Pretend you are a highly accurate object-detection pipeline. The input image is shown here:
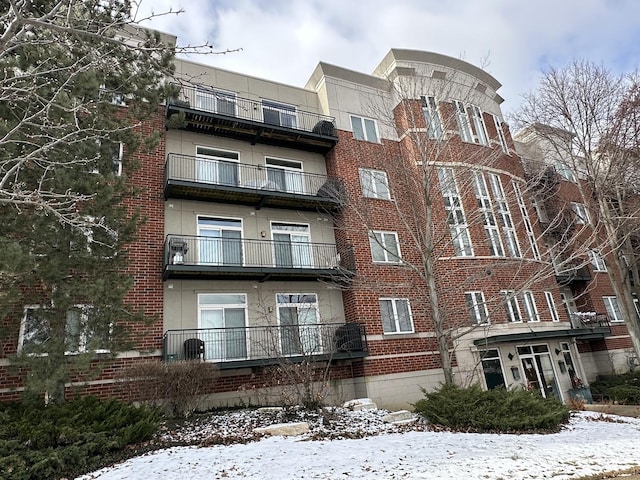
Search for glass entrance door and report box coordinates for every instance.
[518,345,562,400]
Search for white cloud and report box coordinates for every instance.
[137,0,640,113]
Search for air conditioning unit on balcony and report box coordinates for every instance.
[169,238,189,265]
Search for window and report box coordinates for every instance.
[589,250,607,272]
[545,291,560,322]
[480,349,506,389]
[465,291,489,325]
[512,181,541,260]
[472,172,504,256]
[195,87,237,116]
[438,167,473,256]
[453,100,473,142]
[493,114,509,154]
[91,141,123,176]
[198,294,247,360]
[19,305,109,354]
[603,296,623,322]
[350,115,379,142]
[521,291,539,322]
[489,174,520,257]
[556,161,576,182]
[262,100,297,128]
[196,147,239,186]
[571,203,590,224]
[369,230,401,263]
[266,157,304,194]
[380,298,414,334]
[277,294,320,355]
[420,95,443,139]
[469,105,489,146]
[532,195,549,224]
[501,290,522,322]
[197,217,243,266]
[271,222,312,268]
[359,168,390,200]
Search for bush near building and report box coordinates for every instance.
[590,371,640,404]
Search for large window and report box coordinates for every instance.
[265,157,304,194]
[277,293,320,355]
[379,298,414,334]
[571,202,590,224]
[369,230,401,263]
[521,291,539,322]
[453,100,473,142]
[421,95,443,139]
[472,172,504,256]
[262,100,297,128]
[488,173,521,257]
[197,217,243,266]
[438,167,473,256]
[195,147,239,186]
[195,87,237,116]
[359,168,390,200]
[492,114,509,154]
[198,294,247,361]
[501,290,522,322]
[589,250,607,272]
[512,181,541,260]
[272,222,312,268]
[465,291,489,325]
[19,305,109,354]
[545,291,560,322]
[350,115,379,142]
[603,296,623,322]
[480,349,506,390]
[469,105,489,146]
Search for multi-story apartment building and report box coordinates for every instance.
[1,33,634,408]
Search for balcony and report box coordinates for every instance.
[569,312,612,338]
[163,234,355,281]
[162,322,368,369]
[554,264,592,285]
[166,85,338,154]
[164,154,344,211]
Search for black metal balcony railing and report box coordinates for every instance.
[570,313,611,329]
[554,264,592,285]
[162,322,368,367]
[166,85,338,153]
[163,234,355,281]
[164,153,345,210]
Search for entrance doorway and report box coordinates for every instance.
[518,344,562,401]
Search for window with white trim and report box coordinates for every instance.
[571,202,590,224]
[369,230,401,263]
[196,87,237,116]
[492,114,509,154]
[589,250,607,272]
[277,293,320,355]
[469,105,489,146]
[556,161,576,182]
[438,167,473,256]
[421,95,443,139]
[465,291,489,325]
[380,298,414,334]
[19,305,110,354]
[472,172,504,256]
[198,293,247,360]
[196,146,239,186]
[603,296,623,322]
[501,290,522,322]
[262,100,297,128]
[266,157,304,194]
[512,181,541,260]
[544,291,560,322]
[489,173,521,257]
[453,100,473,142]
[359,168,390,200]
[350,115,379,142]
[521,291,539,322]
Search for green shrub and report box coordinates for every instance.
[0,396,162,480]
[590,371,640,403]
[607,385,640,404]
[413,384,570,433]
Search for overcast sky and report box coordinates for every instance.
[137,0,640,114]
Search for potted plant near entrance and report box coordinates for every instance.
[568,377,593,404]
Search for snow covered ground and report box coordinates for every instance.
[78,410,640,480]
